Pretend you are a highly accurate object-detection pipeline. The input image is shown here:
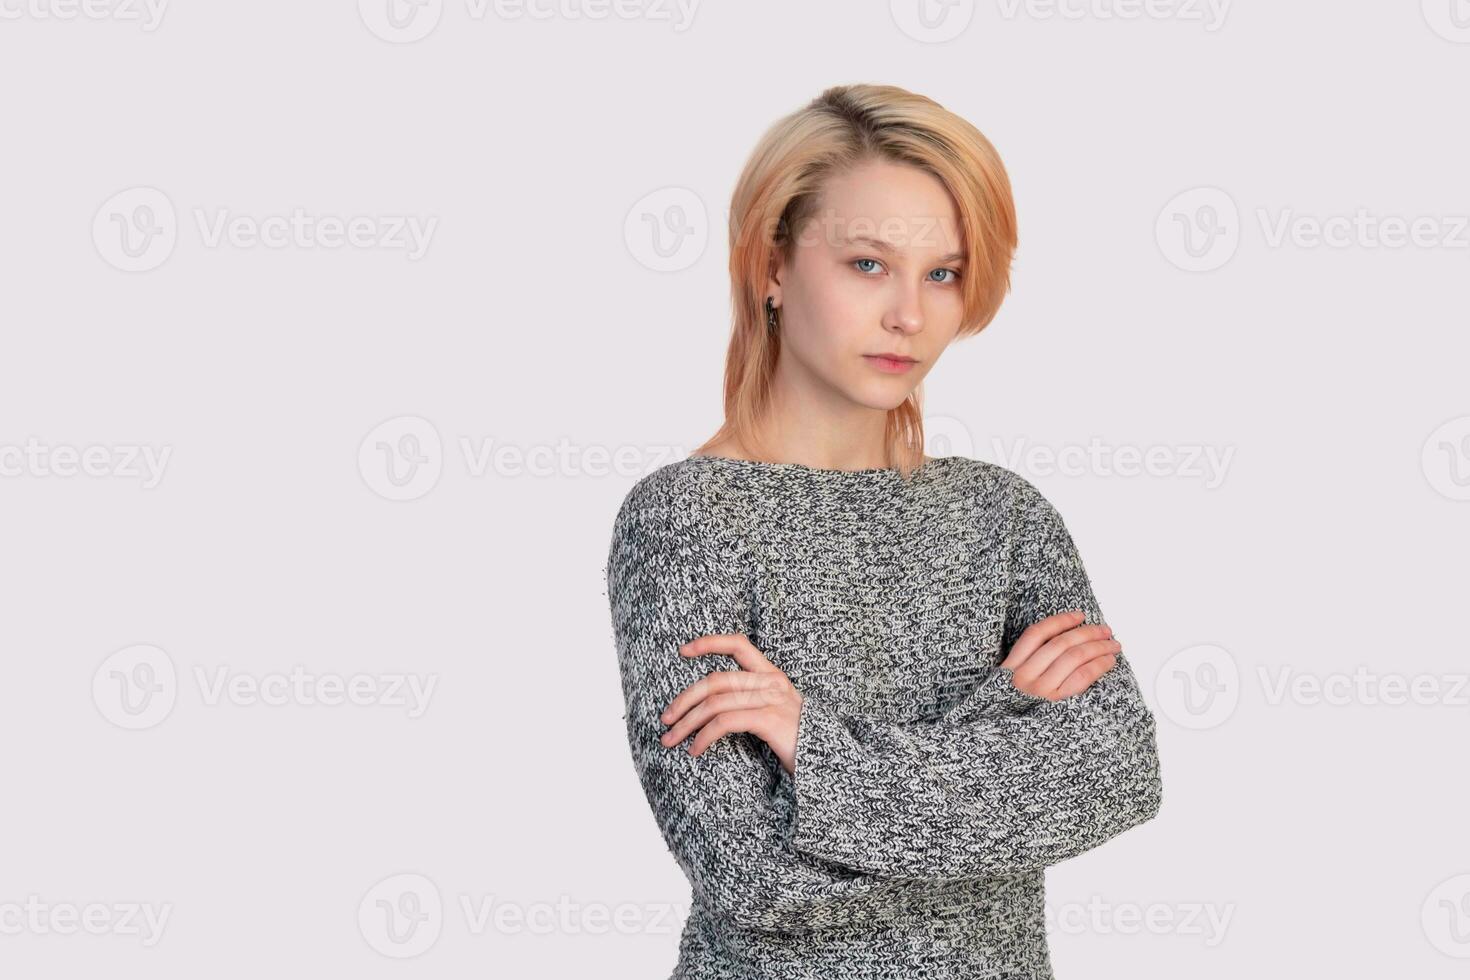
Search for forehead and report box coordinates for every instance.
[805,161,963,256]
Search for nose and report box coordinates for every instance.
[884,279,924,335]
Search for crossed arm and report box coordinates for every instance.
[604,473,1163,933]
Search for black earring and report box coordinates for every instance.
[766,296,778,331]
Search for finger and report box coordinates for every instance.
[660,669,764,727]
[1028,638,1121,700]
[1053,653,1118,700]
[661,690,773,747]
[688,708,763,757]
[1016,622,1113,682]
[680,633,778,673]
[1001,610,1087,670]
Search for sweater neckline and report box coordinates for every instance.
[682,452,956,480]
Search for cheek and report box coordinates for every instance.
[783,312,852,374]
[937,287,966,319]
[930,299,966,343]
[799,271,872,341]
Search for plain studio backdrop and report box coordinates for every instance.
[1,2,1466,976]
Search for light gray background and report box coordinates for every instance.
[2,1,1467,976]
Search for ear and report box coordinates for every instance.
[765,249,784,308]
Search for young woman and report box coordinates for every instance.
[605,83,1163,979]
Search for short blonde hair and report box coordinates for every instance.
[696,83,1018,479]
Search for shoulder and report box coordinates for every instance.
[612,457,685,521]
[950,456,1069,531]
[610,456,709,531]
[948,455,1041,503]
[604,459,751,614]
[607,457,727,568]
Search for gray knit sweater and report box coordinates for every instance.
[603,453,1163,979]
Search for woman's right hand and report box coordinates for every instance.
[1001,609,1121,701]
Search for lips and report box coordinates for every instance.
[864,354,919,374]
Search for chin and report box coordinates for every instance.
[846,381,918,412]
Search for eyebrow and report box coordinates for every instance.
[840,234,965,264]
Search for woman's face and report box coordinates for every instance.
[769,157,969,413]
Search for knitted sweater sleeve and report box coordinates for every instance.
[777,473,1164,883]
[605,487,943,933]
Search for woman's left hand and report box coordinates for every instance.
[659,633,803,775]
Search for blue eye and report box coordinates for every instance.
[852,259,961,283]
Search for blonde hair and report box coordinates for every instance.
[694,83,1019,480]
